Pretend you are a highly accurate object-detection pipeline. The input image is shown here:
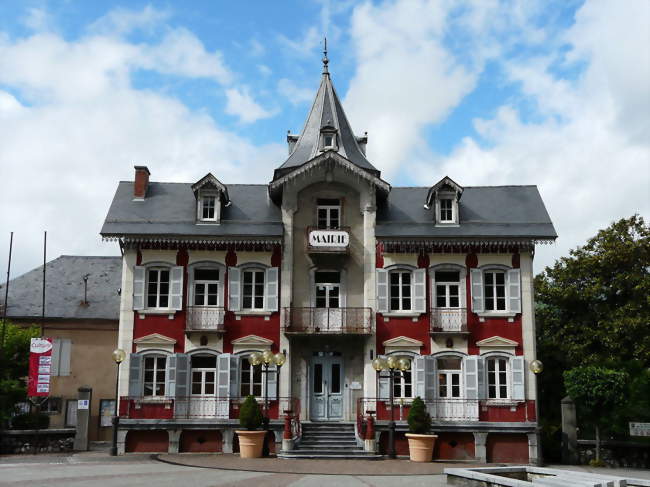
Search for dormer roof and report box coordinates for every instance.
[192,173,230,206]
[424,176,464,209]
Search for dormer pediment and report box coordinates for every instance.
[134,333,176,353]
[425,176,463,225]
[383,335,423,354]
[476,335,519,352]
[231,334,274,353]
[192,173,230,223]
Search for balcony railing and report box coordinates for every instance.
[357,397,479,423]
[429,307,468,333]
[306,226,351,253]
[186,306,225,333]
[283,307,373,334]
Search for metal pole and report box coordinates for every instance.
[388,368,396,459]
[111,361,121,456]
[41,231,46,337]
[1,232,14,354]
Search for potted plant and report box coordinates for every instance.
[236,395,266,458]
[405,396,437,462]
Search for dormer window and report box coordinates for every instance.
[191,172,230,225]
[323,134,335,148]
[320,126,338,151]
[200,195,217,221]
[440,198,453,222]
[424,176,463,226]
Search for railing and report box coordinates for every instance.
[429,307,468,332]
[357,397,479,422]
[306,226,351,253]
[186,306,225,332]
[119,396,300,422]
[283,307,373,334]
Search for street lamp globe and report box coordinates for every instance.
[112,348,126,364]
[274,352,286,367]
[249,352,263,366]
[262,350,274,364]
[386,356,398,369]
[398,357,411,371]
[372,357,385,372]
[529,359,544,375]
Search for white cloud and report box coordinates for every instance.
[225,87,274,123]
[278,26,321,57]
[249,38,266,57]
[88,5,171,36]
[22,7,54,32]
[277,78,314,105]
[258,64,272,76]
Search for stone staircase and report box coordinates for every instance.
[278,422,380,459]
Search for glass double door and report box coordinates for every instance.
[314,271,342,331]
[310,355,343,421]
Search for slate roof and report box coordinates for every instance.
[0,255,122,320]
[273,70,379,180]
[376,186,556,239]
[101,182,282,238]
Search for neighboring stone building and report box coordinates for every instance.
[101,53,556,461]
[1,255,121,442]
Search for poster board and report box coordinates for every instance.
[27,338,53,397]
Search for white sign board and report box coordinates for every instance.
[77,399,90,410]
[309,230,349,248]
[629,422,650,437]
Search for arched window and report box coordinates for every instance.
[190,354,217,396]
[486,355,510,399]
[377,266,426,314]
[143,354,167,397]
[470,265,521,315]
[240,354,263,397]
[436,356,463,399]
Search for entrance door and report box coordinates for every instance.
[314,271,342,331]
[189,355,217,418]
[310,354,344,421]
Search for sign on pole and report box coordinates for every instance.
[27,337,53,397]
[630,422,650,437]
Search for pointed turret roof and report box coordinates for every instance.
[273,45,379,181]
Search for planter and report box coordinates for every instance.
[405,433,438,462]
[236,430,266,459]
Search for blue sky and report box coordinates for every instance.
[0,0,648,276]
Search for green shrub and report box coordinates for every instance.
[407,397,431,434]
[239,395,263,431]
[10,413,49,430]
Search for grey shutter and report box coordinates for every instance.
[216,353,231,418]
[166,354,177,396]
[128,353,143,398]
[229,354,241,398]
[376,269,388,312]
[511,356,525,400]
[464,355,479,399]
[430,271,437,310]
[58,339,71,376]
[378,371,390,400]
[228,267,241,311]
[412,268,426,313]
[424,355,436,401]
[507,269,521,313]
[133,266,146,310]
[477,355,486,399]
[414,356,425,398]
[267,364,278,400]
[170,266,184,310]
[265,267,279,311]
[470,269,484,313]
[50,339,61,376]
[175,354,190,398]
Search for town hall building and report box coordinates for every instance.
[101,51,556,462]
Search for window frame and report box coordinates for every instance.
[188,263,224,308]
[486,356,510,400]
[143,354,167,398]
[483,269,507,312]
[316,199,342,229]
[436,356,463,399]
[146,266,171,309]
[433,269,462,309]
[241,267,266,311]
[196,190,221,223]
[389,269,413,312]
[320,131,337,151]
[388,353,414,399]
[439,198,454,222]
[239,355,264,398]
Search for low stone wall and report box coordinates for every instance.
[0,429,76,454]
[578,439,650,468]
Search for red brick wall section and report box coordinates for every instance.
[180,430,222,453]
[480,401,535,422]
[125,430,168,453]
[486,433,529,464]
[376,314,431,355]
[433,432,475,460]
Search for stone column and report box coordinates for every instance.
[116,429,128,455]
[73,386,92,451]
[279,204,296,403]
[222,428,234,453]
[168,429,182,453]
[528,432,541,466]
[561,396,578,464]
[473,432,488,462]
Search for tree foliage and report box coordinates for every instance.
[238,395,263,431]
[407,396,432,434]
[563,366,628,425]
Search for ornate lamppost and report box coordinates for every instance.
[110,348,126,456]
[529,359,544,466]
[372,355,411,459]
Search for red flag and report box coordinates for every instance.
[27,337,53,397]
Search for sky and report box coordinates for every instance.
[0,0,648,278]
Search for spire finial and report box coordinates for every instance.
[322,37,329,75]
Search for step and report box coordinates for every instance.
[278,451,382,460]
[290,449,368,455]
[299,439,358,445]
[297,444,361,450]
[301,433,357,439]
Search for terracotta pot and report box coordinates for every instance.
[405,433,438,462]
[236,430,266,459]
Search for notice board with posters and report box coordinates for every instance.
[27,337,53,397]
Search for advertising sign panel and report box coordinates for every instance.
[27,337,53,397]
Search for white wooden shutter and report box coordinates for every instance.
[424,355,436,401]
[175,354,190,398]
[414,356,425,398]
[470,269,484,313]
[228,267,241,311]
[229,354,241,397]
[170,266,184,310]
[166,354,177,396]
[477,355,486,400]
[430,271,437,309]
[50,339,61,376]
[267,364,278,400]
[128,353,143,398]
[217,353,231,419]
[464,355,479,399]
[376,269,388,313]
[265,267,279,311]
[511,356,525,400]
[412,268,426,313]
[133,266,146,310]
[378,371,390,400]
[507,269,521,313]
[58,339,71,376]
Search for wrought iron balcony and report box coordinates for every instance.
[306,226,351,253]
[357,397,479,423]
[185,306,225,334]
[429,307,468,334]
[283,307,373,335]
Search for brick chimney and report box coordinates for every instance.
[133,166,150,200]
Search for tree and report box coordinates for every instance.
[0,321,39,424]
[564,366,628,463]
[407,396,432,434]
